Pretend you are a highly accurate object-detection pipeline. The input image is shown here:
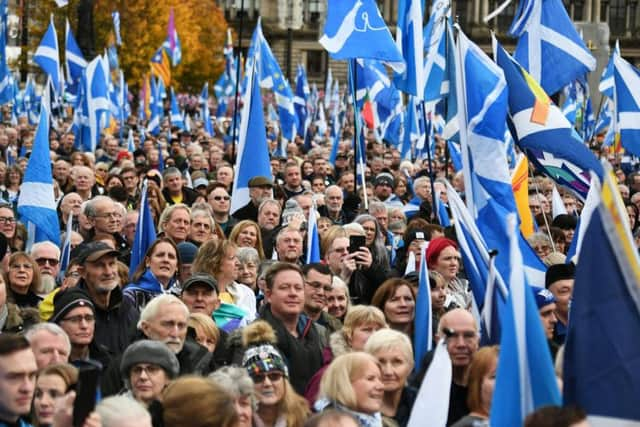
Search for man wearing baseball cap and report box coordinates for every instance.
[545,262,575,346]
[74,242,139,354]
[531,286,560,359]
[232,176,274,222]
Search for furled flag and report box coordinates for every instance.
[394,0,424,98]
[17,107,60,245]
[511,154,535,238]
[230,46,272,214]
[494,37,603,201]
[294,64,310,139]
[65,19,86,94]
[490,214,561,426]
[129,180,157,276]
[170,88,184,130]
[564,166,640,424]
[306,203,321,263]
[57,212,73,283]
[111,11,122,45]
[319,0,405,73]
[413,245,432,368]
[324,67,333,109]
[0,0,11,105]
[34,16,60,93]
[612,50,640,157]
[163,8,181,66]
[510,0,596,96]
[150,47,171,87]
[199,82,214,136]
[127,128,136,152]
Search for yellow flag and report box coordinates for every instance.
[512,155,535,238]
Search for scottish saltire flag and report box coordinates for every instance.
[495,38,603,200]
[150,47,171,86]
[163,8,181,67]
[306,204,321,263]
[441,23,459,142]
[599,41,619,99]
[83,56,111,152]
[34,16,60,94]
[413,246,432,369]
[613,52,640,157]
[0,0,10,105]
[249,19,297,141]
[146,78,161,136]
[447,140,462,171]
[199,82,214,136]
[490,215,561,426]
[422,0,450,104]
[595,98,613,135]
[17,107,60,246]
[223,28,234,76]
[407,339,451,427]
[230,51,272,214]
[561,86,578,125]
[57,212,73,283]
[564,167,640,424]
[111,11,122,45]
[294,64,310,139]
[319,0,405,73]
[129,180,157,277]
[394,0,424,98]
[170,88,184,129]
[511,0,596,96]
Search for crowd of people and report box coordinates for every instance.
[0,106,617,427]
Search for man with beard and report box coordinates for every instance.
[30,242,61,296]
[233,176,273,222]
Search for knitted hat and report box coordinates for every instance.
[120,340,180,381]
[177,241,198,264]
[241,321,289,378]
[425,237,458,269]
[531,286,557,309]
[551,214,578,230]
[545,263,576,289]
[404,230,428,248]
[374,172,395,188]
[50,288,95,324]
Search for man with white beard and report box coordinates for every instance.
[30,241,61,296]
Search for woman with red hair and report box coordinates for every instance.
[425,237,472,309]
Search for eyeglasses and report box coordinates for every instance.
[10,263,33,270]
[131,364,162,376]
[0,216,16,224]
[252,372,284,384]
[36,257,59,266]
[61,314,95,324]
[212,195,230,201]
[305,281,333,293]
[65,271,81,279]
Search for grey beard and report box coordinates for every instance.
[36,274,57,296]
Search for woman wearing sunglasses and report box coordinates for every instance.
[242,321,309,427]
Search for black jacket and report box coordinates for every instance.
[162,186,199,207]
[232,200,259,222]
[78,280,139,354]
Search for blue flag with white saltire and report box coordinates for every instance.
[422,0,450,104]
[613,51,640,157]
[199,82,214,137]
[84,56,111,152]
[57,212,73,283]
[413,245,432,369]
[319,0,405,73]
[294,64,310,139]
[230,48,272,214]
[0,0,11,105]
[599,41,619,99]
[34,16,60,94]
[494,38,603,200]
[564,167,640,423]
[306,204,321,264]
[129,180,157,277]
[146,78,162,136]
[170,88,184,130]
[394,0,424,98]
[595,98,613,135]
[511,0,596,96]
[17,107,60,246]
[490,214,561,426]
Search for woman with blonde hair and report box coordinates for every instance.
[229,220,266,259]
[4,251,42,308]
[193,240,256,322]
[317,352,387,427]
[188,312,220,353]
[305,305,387,405]
[32,363,78,427]
[242,321,310,427]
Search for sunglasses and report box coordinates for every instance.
[213,195,230,201]
[252,372,284,384]
[36,258,59,266]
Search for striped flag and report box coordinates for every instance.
[150,47,171,86]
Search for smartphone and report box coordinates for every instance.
[73,363,101,427]
[349,235,366,254]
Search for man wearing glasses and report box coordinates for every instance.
[207,182,236,236]
[302,263,341,336]
[0,203,16,242]
[29,241,61,296]
[83,196,129,255]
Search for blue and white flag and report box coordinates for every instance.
[82,56,111,152]
[0,0,11,105]
[490,215,561,426]
[319,0,405,73]
[57,212,73,283]
[199,82,214,136]
[146,78,161,136]
[423,0,451,104]
[129,180,157,276]
[112,11,122,45]
[511,0,596,96]
[306,203,321,264]
[564,167,640,424]
[613,51,640,157]
[34,16,60,94]
[127,128,136,152]
[170,87,184,130]
[394,0,424,98]
[324,67,333,109]
[413,246,432,368]
[230,48,272,214]
[17,107,60,246]
[294,64,310,139]
[599,41,619,99]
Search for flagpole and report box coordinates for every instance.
[421,101,438,223]
[230,0,245,163]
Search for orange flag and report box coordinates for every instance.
[512,154,535,238]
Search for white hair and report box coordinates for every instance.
[137,294,189,330]
[96,396,151,427]
[25,323,71,353]
[30,241,61,259]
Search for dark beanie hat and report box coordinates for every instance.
[177,241,198,264]
[120,340,180,380]
[552,214,578,230]
[545,262,576,288]
[50,288,95,324]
